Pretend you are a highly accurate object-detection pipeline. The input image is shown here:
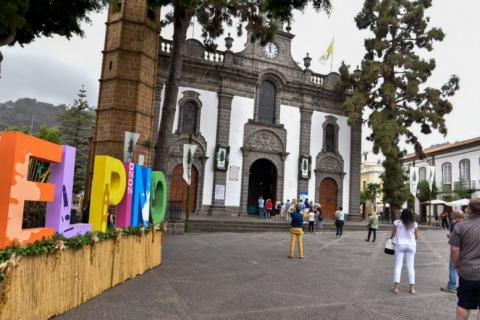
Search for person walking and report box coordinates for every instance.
[265,199,273,220]
[316,206,324,234]
[308,209,315,233]
[441,210,465,293]
[441,210,449,230]
[335,207,346,238]
[449,199,480,320]
[391,208,418,294]
[258,196,265,219]
[288,204,304,259]
[365,212,379,242]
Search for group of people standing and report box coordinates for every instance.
[258,196,332,234]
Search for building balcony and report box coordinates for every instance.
[441,184,452,193]
[454,180,476,191]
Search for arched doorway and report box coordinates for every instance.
[247,159,277,215]
[319,178,337,219]
[169,165,198,213]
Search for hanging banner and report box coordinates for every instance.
[123,131,140,162]
[426,166,435,191]
[409,167,419,197]
[183,144,197,185]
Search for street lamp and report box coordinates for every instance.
[303,53,312,69]
[224,33,233,51]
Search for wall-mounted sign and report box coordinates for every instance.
[229,165,240,181]
[215,145,229,171]
[299,156,312,179]
[214,184,226,201]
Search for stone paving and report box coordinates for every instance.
[58,230,460,320]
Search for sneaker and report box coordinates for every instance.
[440,286,456,293]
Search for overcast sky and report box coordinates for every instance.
[1,1,479,159]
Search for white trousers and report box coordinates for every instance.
[393,245,416,284]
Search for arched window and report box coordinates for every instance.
[325,124,335,152]
[419,167,426,182]
[180,101,197,134]
[459,159,471,182]
[258,80,276,124]
[442,163,452,184]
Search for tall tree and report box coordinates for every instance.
[153,0,332,172]
[57,86,95,194]
[0,0,106,47]
[36,123,61,144]
[336,0,459,211]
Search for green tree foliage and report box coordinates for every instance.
[0,0,106,46]
[57,86,95,194]
[336,0,459,209]
[153,0,332,172]
[36,124,61,144]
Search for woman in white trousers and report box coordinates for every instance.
[390,208,419,294]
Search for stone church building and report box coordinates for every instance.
[90,0,361,220]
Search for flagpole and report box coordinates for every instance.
[185,134,193,233]
[330,38,334,73]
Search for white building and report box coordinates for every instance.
[403,137,480,218]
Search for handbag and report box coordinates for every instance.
[384,238,395,255]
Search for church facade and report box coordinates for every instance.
[154,30,361,219]
[90,0,361,220]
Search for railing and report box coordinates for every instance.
[441,184,452,193]
[160,38,225,64]
[204,50,224,63]
[160,39,173,53]
[454,180,476,190]
[310,72,326,86]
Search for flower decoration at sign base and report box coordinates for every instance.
[0,132,168,249]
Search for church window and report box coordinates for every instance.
[258,80,276,124]
[442,163,452,185]
[419,167,426,181]
[325,124,335,152]
[459,159,471,182]
[180,101,197,134]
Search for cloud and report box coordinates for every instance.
[0,51,99,106]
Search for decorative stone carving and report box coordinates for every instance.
[245,130,284,153]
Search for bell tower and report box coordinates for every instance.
[91,0,160,166]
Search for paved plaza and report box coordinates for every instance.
[59,230,459,320]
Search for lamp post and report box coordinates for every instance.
[224,33,233,51]
[303,53,312,69]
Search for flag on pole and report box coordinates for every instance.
[426,166,435,191]
[123,131,140,162]
[319,39,334,65]
[409,167,419,197]
[183,144,198,185]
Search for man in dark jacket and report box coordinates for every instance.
[288,204,304,259]
[449,199,480,319]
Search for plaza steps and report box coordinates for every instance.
[186,218,397,233]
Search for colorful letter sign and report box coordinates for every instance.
[89,156,126,232]
[116,162,135,228]
[0,132,62,249]
[150,171,167,224]
[131,165,152,227]
[46,146,91,238]
[0,132,168,250]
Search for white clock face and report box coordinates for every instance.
[263,42,278,59]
